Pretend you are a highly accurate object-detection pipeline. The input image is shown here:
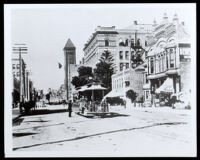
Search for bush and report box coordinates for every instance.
[106,97,125,106]
[126,90,137,103]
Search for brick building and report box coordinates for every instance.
[143,13,191,106]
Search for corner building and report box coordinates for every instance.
[144,13,191,105]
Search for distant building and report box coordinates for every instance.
[63,38,78,100]
[12,58,26,101]
[144,13,191,106]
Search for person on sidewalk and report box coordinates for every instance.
[68,100,73,117]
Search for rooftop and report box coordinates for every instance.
[64,38,76,50]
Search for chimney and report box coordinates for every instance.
[134,21,137,25]
[173,13,179,25]
[162,13,168,23]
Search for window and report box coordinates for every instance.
[150,58,154,74]
[17,64,20,69]
[162,54,165,71]
[120,63,124,71]
[125,39,129,46]
[105,40,109,46]
[125,51,129,60]
[145,40,148,47]
[146,91,149,99]
[125,81,130,87]
[166,51,169,69]
[145,74,148,83]
[126,63,129,69]
[17,72,20,77]
[170,48,175,68]
[131,39,135,48]
[119,38,125,46]
[119,51,123,60]
[158,55,161,73]
[136,39,141,46]
[12,64,15,69]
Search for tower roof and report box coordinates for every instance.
[64,38,75,50]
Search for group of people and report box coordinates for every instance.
[78,97,109,114]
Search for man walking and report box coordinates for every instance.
[68,100,73,117]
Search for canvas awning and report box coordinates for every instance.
[77,85,89,92]
[155,78,174,94]
[84,84,107,91]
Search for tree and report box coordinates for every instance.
[94,50,114,91]
[71,66,93,88]
[77,66,93,77]
[126,89,137,103]
[131,50,144,67]
[99,50,114,64]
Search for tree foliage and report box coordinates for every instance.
[126,89,137,103]
[99,50,114,64]
[131,49,144,67]
[94,50,114,91]
[71,66,93,88]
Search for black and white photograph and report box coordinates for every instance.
[4,3,197,157]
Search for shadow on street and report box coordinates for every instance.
[77,112,130,118]
[25,109,68,116]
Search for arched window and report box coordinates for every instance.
[136,39,141,46]
[170,48,175,68]
[150,58,154,74]
[119,38,125,46]
[158,55,161,73]
[162,53,165,71]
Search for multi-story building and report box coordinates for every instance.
[83,22,152,100]
[83,26,118,71]
[144,13,191,106]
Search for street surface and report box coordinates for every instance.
[12,104,196,157]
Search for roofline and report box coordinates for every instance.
[83,31,118,51]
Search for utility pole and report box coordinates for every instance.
[12,44,28,102]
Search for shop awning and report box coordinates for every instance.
[155,78,174,94]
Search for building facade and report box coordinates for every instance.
[83,26,118,71]
[144,13,191,106]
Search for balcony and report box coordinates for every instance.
[147,72,166,80]
[165,68,179,75]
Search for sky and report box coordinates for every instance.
[9,3,196,92]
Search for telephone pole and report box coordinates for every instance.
[12,44,28,102]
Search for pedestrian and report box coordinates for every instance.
[68,100,73,117]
